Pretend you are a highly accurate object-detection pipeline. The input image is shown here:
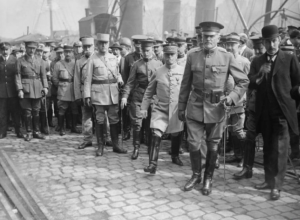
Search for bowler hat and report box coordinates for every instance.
[261,25,279,39]
[110,42,122,50]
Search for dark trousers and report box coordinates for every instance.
[122,105,131,133]
[0,97,21,135]
[260,116,289,190]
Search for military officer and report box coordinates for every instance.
[16,41,48,141]
[175,37,187,66]
[40,46,52,134]
[74,37,94,149]
[121,35,148,141]
[52,45,80,136]
[0,42,24,139]
[73,41,83,60]
[234,36,266,180]
[141,44,184,174]
[153,38,164,63]
[178,22,249,195]
[121,40,163,160]
[84,33,126,156]
[224,33,250,167]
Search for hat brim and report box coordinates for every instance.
[262,33,279,40]
[110,46,122,50]
[202,32,219,35]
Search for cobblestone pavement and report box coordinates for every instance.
[0,129,300,220]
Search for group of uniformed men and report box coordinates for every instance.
[1,20,300,201]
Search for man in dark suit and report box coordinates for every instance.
[0,42,24,139]
[248,25,300,200]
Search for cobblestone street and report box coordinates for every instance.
[0,130,300,220]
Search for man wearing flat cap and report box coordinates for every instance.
[74,37,95,149]
[52,45,80,136]
[178,21,249,195]
[84,33,126,156]
[121,35,147,141]
[141,44,185,174]
[121,39,163,160]
[248,25,300,200]
[234,35,266,180]
[224,33,250,167]
[0,42,24,139]
[16,41,49,141]
[153,38,164,64]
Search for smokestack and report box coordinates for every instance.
[195,0,216,24]
[85,8,90,17]
[89,0,109,14]
[163,0,181,33]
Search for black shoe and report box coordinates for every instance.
[202,178,212,196]
[123,132,131,141]
[58,115,65,136]
[24,133,33,141]
[183,174,201,191]
[144,164,157,174]
[171,156,183,166]
[225,156,242,164]
[33,132,45,139]
[233,166,253,179]
[78,141,92,149]
[255,182,270,190]
[131,146,139,160]
[270,189,280,200]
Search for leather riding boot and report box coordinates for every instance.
[233,139,255,179]
[58,115,66,136]
[24,116,32,141]
[95,123,104,156]
[48,108,54,127]
[144,134,161,174]
[202,150,218,196]
[110,124,127,154]
[131,130,140,160]
[40,112,49,135]
[171,134,183,166]
[71,114,81,133]
[184,149,202,191]
[32,115,45,139]
[66,112,71,130]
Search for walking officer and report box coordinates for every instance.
[178,22,249,195]
[141,44,185,174]
[121,40,163,160]
[74,37,95,149]
[52,45,81,136]
[84,33,127,156]
[0,42,24,139]
[16,41,49,141]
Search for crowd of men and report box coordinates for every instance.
[1,21,300,201]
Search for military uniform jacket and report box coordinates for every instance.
[177,54,187,67]
[52,59,76,101]
[178,47,249,123]
[121,52,142,84]
[50,58,60,96]
[44,59,52,97]
[0,55,18,98]
[84,52,121,105]
[225,54,250,114]
[122,57,163,103]
[141,64,184,133]
[16,54,48,99]
[74,55,93,100]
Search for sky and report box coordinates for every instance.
[0,0,299,39]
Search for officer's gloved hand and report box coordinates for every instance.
[42,88,48,96]
[121,98,127,109]
[18,90,24,99]
[220,96,233,106]
[178,110,186,122]
[141,110,148,119]
[85,98,91,107]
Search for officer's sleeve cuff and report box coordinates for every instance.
[178,102,187,111]
[228,91,240,105]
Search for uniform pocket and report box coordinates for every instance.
[22,83,30,93]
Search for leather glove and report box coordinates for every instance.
[85,98,91,107]
[220,96,233,106]
[121,98,127,109]
[178,110,186,122]
[18,90,24,99]
[141,110,148,119]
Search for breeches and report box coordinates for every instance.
[58,100,78,115]
[20,98,41,117]
[93,104,119,125]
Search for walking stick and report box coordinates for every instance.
[42,91,50,135]
[120,107,124,148]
